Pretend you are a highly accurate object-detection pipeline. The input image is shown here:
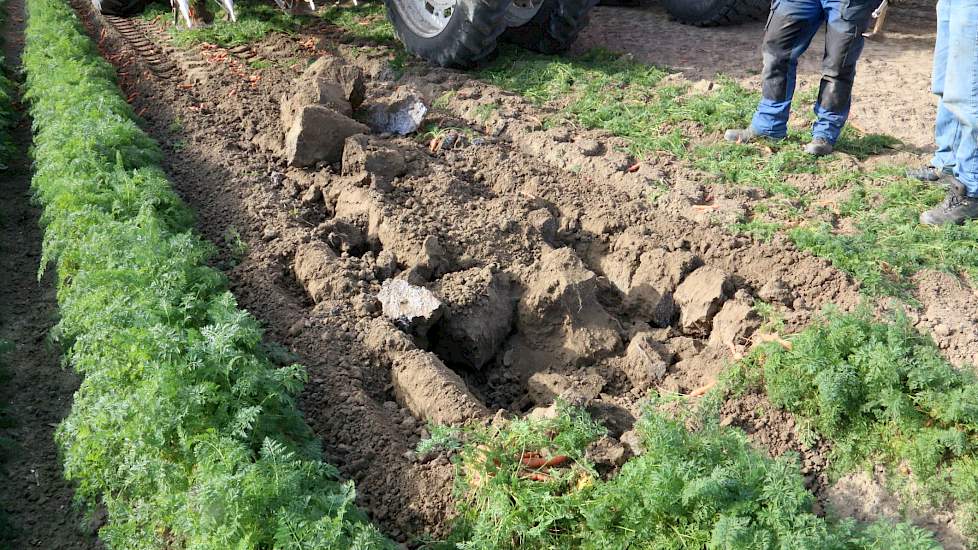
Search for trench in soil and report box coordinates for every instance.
[73,3,972,546]
[0,0,102,546]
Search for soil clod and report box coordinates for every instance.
[284,104,368,167]
[674,265,733,333]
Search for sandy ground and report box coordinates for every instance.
[576,3,939,150]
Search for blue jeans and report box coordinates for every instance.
[749,0,876,144]
[930,0,978,197]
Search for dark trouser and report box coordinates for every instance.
[749,0,877,144]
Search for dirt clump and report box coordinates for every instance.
[430,267,515,370]
[527,371,606,406]
[709,292,761,350]
[281,59,359,123]
[342,133,408,189]
[392,349,490,425]
[586,435,628,470]
[284,105,368,167]
[674,266,733,334]
[292,240,349,302]
[510,247,622,374]
[281,57,369,167]
[599,230,702,327]
[620,331,671,391]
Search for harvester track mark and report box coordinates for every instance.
[103,15,178,79]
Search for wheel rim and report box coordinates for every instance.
[395,0,458,37]
[504,0,544,26]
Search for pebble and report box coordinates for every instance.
[578,138,603,156]
[261,227,279,241]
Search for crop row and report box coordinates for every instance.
[22,0,388,547]
[436,397,940,549]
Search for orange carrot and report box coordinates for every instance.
[543,455,570,467]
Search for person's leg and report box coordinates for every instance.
[920,0,978,225]
[810,0,874,145]
[944,0,978,198]
[745,0,824,140]
[930,0,961,173]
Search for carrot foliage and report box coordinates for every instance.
[22,0,388,547]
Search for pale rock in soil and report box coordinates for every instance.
[619,429,643,456]
[293,241,349,302]
[377,278,443,337]
[527,371,606,407]
[391,350,489,425]
[527,403,560,421]
[709,296,761,349]
[342,134,408,189]
[367,89,428,135]
[674,266,733,333]
[284,105,368,167]
[622,332,672,391]
[515,248,622,370]
[431,267,515,370]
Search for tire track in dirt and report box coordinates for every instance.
[0,0,101,546]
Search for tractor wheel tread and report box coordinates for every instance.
[662,0,770,27]
[502,0,598,54]
[386,0,510,67]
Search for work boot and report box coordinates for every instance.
[724,127,762,144]
[804,138,834,156]
[920,178,978,226]
[906,165,953,182]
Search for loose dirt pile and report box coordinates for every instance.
[74,2,971,546]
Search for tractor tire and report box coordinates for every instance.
[92,0,149,16]
[502,0,599,54]
[661,0,770,26]
[385,0,512,68]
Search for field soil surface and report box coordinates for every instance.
[61,0,974,546]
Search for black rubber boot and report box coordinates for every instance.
[804,137,833,156]
[907,165,953,182]
[920,179,978,226]
[724,127,762,144]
